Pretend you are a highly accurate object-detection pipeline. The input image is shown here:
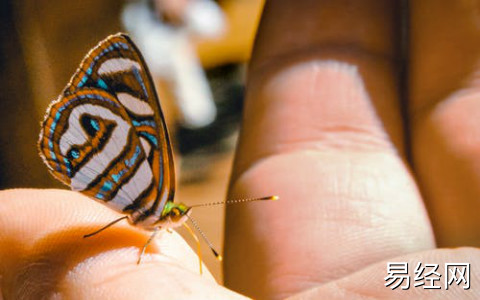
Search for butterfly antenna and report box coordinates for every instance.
[186,214,223,261]
[190,195,279,208]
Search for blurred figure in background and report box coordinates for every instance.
[1,0,263,188]
[123,0,225,129]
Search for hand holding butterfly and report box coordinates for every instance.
[1,189,246,299]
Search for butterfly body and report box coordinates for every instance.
[38,33,189,230]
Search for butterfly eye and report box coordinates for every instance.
[80,115,100,137]
[67,148,81,160]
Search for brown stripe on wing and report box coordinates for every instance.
[123,181,157,216]
[64,34,138,95]
[120,34,176,213]
[81,130,143,201]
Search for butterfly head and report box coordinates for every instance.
[153,202,191,229]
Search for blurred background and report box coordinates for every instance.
[0,0,265,282]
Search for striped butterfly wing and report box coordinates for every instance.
[38,33,175,224]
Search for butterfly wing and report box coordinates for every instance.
[38,34,175,225]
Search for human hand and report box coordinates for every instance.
[2,1,480,299]
[223,0,480,299]
[0,189,248,299]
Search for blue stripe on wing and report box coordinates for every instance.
[48,93,119,172]
[77,42,130,88]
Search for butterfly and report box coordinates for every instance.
[37,33,277,271]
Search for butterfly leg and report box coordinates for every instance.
[166,228,173,234]
[137,227,160,264]
[83,216,129,238]
[182,222,203,275]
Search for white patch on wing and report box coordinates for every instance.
[110,159,153,210]
[98,58,142,75]
[117,93,154,116]
[59,104,131,191]
[139,136,151,157]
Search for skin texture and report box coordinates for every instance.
[223,0,480,299]
[1,0,480,299]
[0,189,246,299]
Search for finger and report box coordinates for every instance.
[232,0,406,176]
[225,1,434,299]
[0,189,246,299]
[409,1,480,246]
[287,247,480,299]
